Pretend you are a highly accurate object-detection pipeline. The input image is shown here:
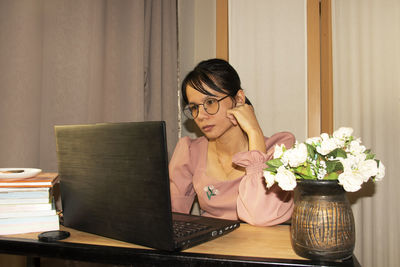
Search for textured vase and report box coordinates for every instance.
[291,180,355,261]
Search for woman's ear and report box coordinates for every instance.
[235,90,246,106]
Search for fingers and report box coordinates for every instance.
[226,113,238,126]
[226,104,250,126]
[231,103,252,114]
[226,103,259,132]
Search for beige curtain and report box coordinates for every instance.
[332,0,400,266]
[0,0,178,174]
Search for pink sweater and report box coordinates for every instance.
[169,132,295,226]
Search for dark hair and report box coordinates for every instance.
[181,58,251,105]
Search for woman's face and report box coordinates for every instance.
[185,84,235,140]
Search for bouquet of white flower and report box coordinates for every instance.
[264,127,385,192]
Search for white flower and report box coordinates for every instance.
[339,154,376,182]
[333,137,345,147]
[316,135,338,155]
[317,160,327,179]
[281,152,289,166]
[273,144,285,159]
[275,166,297,191]
[319,160,327,168]
[286,143,308,167]
[321,133,330,140]
[376,162,385,181]
[348,140,366,155]
[338,171,364,192]
[306,137,321,145]
[358,159,378,182]
[263,170,276,189]
[333,127,353,147]
[355,152,367,162]
[264,126,384,192]
[333,127,354,140]
[339,154,363,172]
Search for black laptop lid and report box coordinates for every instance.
[55,121,175,250]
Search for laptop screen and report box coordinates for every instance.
[55,121,175,250]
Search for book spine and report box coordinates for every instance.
[0,191,50,199]
[0,209,56,219]
[0,183,52,188]
[0,198,50,204]
[0,203,52,212]
[0,219,59,235]
[0,215,59,224]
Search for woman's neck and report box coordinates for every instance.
[213,126,248,156]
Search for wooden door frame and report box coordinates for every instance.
[216,0,229,61]
[320,0,333,135]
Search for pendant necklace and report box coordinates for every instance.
[216,149,235,176]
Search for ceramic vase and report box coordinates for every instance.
[291,180,355,261]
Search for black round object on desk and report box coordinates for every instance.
[38,230,70,242]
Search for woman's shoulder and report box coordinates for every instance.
[171,136,208,169]
[174,136,208,157]
[177,135,208,149]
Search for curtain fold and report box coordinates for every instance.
[332,0,400,266]
[0,0,43,168]
[0,0,178,174]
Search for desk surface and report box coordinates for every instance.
[0,224,360,267]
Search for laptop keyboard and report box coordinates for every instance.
[173,220,211,238]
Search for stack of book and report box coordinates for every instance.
[0,172,60,235]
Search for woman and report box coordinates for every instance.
[169,58,295,226]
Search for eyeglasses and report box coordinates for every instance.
[183,95,231,119]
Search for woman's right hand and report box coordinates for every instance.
[226,103,266,153]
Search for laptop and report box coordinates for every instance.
[54,121,239,251]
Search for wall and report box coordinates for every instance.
[229,0,308,141]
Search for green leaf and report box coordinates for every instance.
[266,159,283,168]
[326,161,335,173]
[294,166,308,176]
[326,160,343,173]
[294,165,314,177]
[326,148,347,159]
[366,153,375,160]
[324,172,339,180]
[264,167,277,173]
[306,143,315,160]
[325,149,336,158]
[336,148,347,158]
[294,174,303,179]
[295,174,316,180]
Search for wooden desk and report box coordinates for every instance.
[0,224,361,266]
